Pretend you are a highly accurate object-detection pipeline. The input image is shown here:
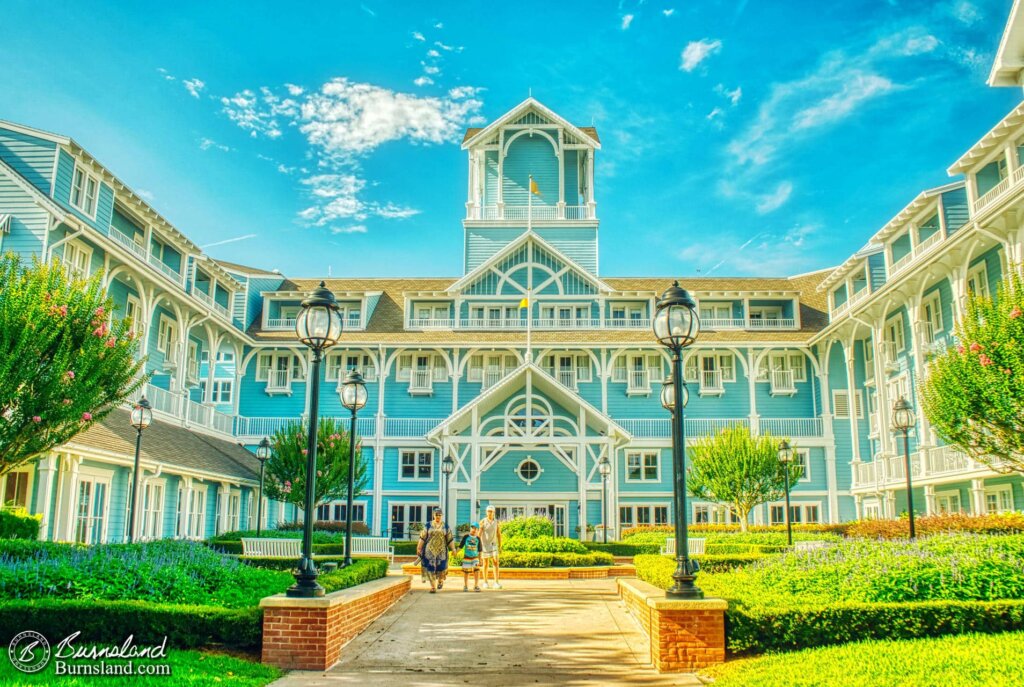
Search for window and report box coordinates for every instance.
[699,302,733,322]
[626,451,660,481]
[984,485,1014,514]
[216,351,235,364]
[331,503,366,522]
[390,504,436,539]
[327,352,376,382]
[749,305,782,321]
[74,476,109,544]
[256,353,273,382]
[885,314,906,352]
[400,450,434,481]
[769,503,820,525]
[157,316,178,356]
[227,492,240,531]
[141,481,165,541]
[832,390,864,419]
[124,295,143,336]
[516,458,542,485]
[187,340,199,379]
[1,471,30,508]
[70,164,100,216]
[610,303,644,325]
[175,485,186,537]
[966,263,989,299]
[694,504,735,524]
[936,490,962,514]
[621,504,670,527]
[793,449,810,482]
[206,380,233,404]
[922,292,943,341]
[189,487,206,539]
[62,240,92,280]
[887,375,910,409]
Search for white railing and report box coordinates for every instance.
[406,318,456,329]
[918,321,936,348]
[700,369,723,394]
[688,418,749,436]
[236,416,295,437]
[192,287,214,308]
[917,231,942,256]
[974,164,1024,214]
[482,369,507,390]
[757,417,823,437]
[627,370,649,394]
[770,369,796,395]
[883,341,900,369]
[533,318,602,330]
[148,254,181,283]
[467,205,594,221]
[144,383,182,417]
[163,341,182,369]
[211,409,234,434]
[746,318,797,329]
[924,445,973,475]
[186,358,199,383]
[854,461,881,487]
[460,318,524,330]
[385,417,445,437]
[109,227,147,259]
[557,370,577,389]
[266,369,291,392]
[605,318,651,329]
[618,419,670,438]
[702,318,745,329]
[187,399,212,427]
[266,317,297,330]
[409,370,433,393]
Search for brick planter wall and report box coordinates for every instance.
[261,575,411,671]
[617,578,727,673]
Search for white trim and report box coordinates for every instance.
[0,468,34,509]
[515,457,544,485]
[69,162,100,219]
[398,448,435,482]
[624,450,661,483]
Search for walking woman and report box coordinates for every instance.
[417,508,455,593]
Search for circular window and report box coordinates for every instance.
[516,458,542,485]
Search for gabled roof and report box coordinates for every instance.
[446,230,614,294]
[426,362,631,444]
[461,98,601,150]
[990,0,1024,86]
[948,102,1024,174]
[215,259,285,278]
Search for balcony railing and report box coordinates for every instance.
[756,417,823,437]
[384,417,445,437]
[832,287,872,317]
[851,444,1007,489]
[266,369,291,393]
[266,317,297,330]
[409,370,433,394]
[128,382,235,438]
[466,204,595,221]
[605,318,651,329]
[702,318,745,329]
[974,164,1024,214]
[556,369,577,390]
[700,369,724,395]
[627,370,650,395]
[746,318,796,329]
[406,318,456,329]
[770,369,796,396]
[481,369,508,390]
[147,254,181,283]
[533,318,602,330]
[108,227,148,259]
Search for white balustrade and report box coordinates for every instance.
[467,205,594,221]
[266,369,291,392]
[973,165,1024,214]
[148,254,181,283]
[266,317,297,330]
[700,369,723,394]
[605,318,651,329]
[557,370,577,389]
[770,369,796,395]
[687,418,749,436]
[409,370,433,393]
[702,318,745,329]
[108,227,148,259]
[757,417,823,437]
[406,318,456,329]
[627,370,650,393]
[384,418,445,437]
[145,383,181,417]
[746,318,797,329]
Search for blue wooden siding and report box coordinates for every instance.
[534,227,598,274]
[465,228,526,272]
[941,187,969,235]
[484,151,499,206]
[0,172,48,258]
[0,126,56,194]
[502,135,559,207]
[563,150,580,204]
[247,277,286,329]
[868,253,887,290]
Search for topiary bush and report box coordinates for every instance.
[0,508,41,539]
[503,535,588,554]
[501,516,554,539]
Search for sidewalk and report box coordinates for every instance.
[270,578,703,686]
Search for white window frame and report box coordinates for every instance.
[73,467,113,545]
[887,374,910,409]
[769,501,821,525]
[62,239,92,280]
[625,451,661,482]
[399,449,434,482]
[141,478,166,541]
[935,489,962,514]
[749,305,782,321]
[157,315,177,355]
[210,380,233,404]
[620,503,671,528]
[832,389,864,419]
[984,484,1014,514]
[256,353,273,382]
[692,503,735,525]
[124,294,143,336]
[922,292,943,338]
[216,351,236,364]
[966,262,989,299]
[515,457,544,485]
[793,448,811,482]
[885,314,906,352]
[1,469,33,509]
[188,485,207,539]
[70,163,100,217]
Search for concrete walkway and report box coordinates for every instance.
[270,578,704,687]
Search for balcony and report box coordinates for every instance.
[128,382,234,438]
[756,417,823,437]
[605,317,651,330]
[890,231,945,279]
[974,164,1024,215]
[265,369,292,395]
[108,227,147,259]
[163,341,182,369]
[770,369,796,396]
[626,370,650,396]
[409,370,433,395]
[746,317,797,330]
[192,288,232,320]
[555,369,578,390]
[699,369,724,396]
[384,417,445,437]
[465,204,595,221]
[406,318,456,330]
[266,317,297,330]
[882,342,900,372]
[481,368,508,390]
[702,318,746,329]
[850,444,1008,490]
[147,253,181,284]
[831,286,872,318]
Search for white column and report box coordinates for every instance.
[905,296,933,447]
[871,322,892,456]
[217,483,231,536]
[179,477,192,538]
[59,455,83,541]
[747,350,759,432]
[924,485,936,515]
[854,494,863,520]
[844,346,862,463]
[34,453,58,540]
[971,478,986,514]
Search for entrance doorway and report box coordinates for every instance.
[492,503,567,537]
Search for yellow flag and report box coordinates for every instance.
[529,177,540,195]
[518,297,529,309]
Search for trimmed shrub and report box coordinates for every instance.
[0,539,82,559]
[392,541,419,555]
[620,525,675,539]
[446,551,614,568]
[846,513,1024,540]
[501,552,554,567]
[275,520,371,535]
[551,551,615,567]
[319,558,388,592]
[0,599,263,649]
[584,542,662,556]
[503,535,588,554]
[501,516,555,539]
[0,508,41,539]
[623,523,849,538]
[214,529,348,543]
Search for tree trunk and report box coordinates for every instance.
[737,505,751,532]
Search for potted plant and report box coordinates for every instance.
[409,522,424,540]
[575,523,596,542]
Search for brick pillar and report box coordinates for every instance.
[618,578,727,673]
[261,576,410,671]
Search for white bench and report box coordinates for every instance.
[660,537,706,556]
[241,537,301,557]
[349,536,395,563]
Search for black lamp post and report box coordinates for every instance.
[127,397,152,543]
[255,437,271,537]
[441,455,455,519]
[288,281,343,597]
[598,455,611,543]
[340,369,367,567]
[892,397,917,539]
[777,440,794,547]
[653,281,702,599]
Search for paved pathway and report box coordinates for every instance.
[271,577,704,687]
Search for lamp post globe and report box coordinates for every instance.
[891,397,918,539]
[340,369,366,567]
[598,455,611,543]
[441,455,455,518]
[126,397,152,544]
[660,376,689,412]
[255,437,272,538]
[777,439,794,547]
[288,281,343,597]
[653,281,702,599]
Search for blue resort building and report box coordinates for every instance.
[4,23,1024,544]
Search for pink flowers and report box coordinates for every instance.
[62,399,72,406]
[94,307,105,318]
[283,480,292,495]
[92,323,109,338]
[979,354,993,367]
[1011,306,1022,320]
[329,433,341,441]
[32,416,41,423]
[329,442,336,449]
[957,345,965,355]
[82,412,92,421]
[65,370,75,381]
[969,342,983,353]
[301,449,308,456]
[49,304,68,317]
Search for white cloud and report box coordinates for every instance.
[277,163,296,174]
[427,49,440,58]
[791,72,896,131]
[663,8,675,16]
[434,40,462,53]
[414,76,434,87]
[952,0,981,25]
[434,22,443,29]
[715,83,742,105]
[718,179,795,214]
[136,188,155,201]
[199,137,230,152]
[360,3,375,16]
[680,38,722,72]
[375,202,421,219]
[754,181,793,214]
[412,31,425,41]
[706,107,723,122]
[677,223,820,275]
[869,29,939,58]
[157,67,175,82]
[331,225,368,234]
[621,14,634,30]
[183,78,205,98]
[285,83,305,96]
[422,63,441,75]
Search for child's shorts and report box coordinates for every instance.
[462,559,479,571]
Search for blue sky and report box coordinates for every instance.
[1,0,1019,278]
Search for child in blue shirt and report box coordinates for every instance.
[459,522,482,592]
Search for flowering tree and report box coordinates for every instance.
[0,254,146,476]
[921,267,1024,474]
[686,424,803,532]
[263,417,367,517]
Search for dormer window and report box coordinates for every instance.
[71,164,99,217]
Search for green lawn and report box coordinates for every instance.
[0,649,281,687]
[700,632,1024,687]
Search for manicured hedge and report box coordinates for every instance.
[501,516,555,539]
[503,535,588,554]
[276,520,371,535]
[0,508,41,539]
[0,599,263,649]
[319,558,389,592]
[621,523,849,539]
[239,555,347,571]
[392,541,418,555]
[447,551,615,567]
[846,512,1024,539]
[584,542,662,556]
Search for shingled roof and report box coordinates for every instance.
[66,408,262,483]
[248,270,831,346]
[461,126,600,145]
